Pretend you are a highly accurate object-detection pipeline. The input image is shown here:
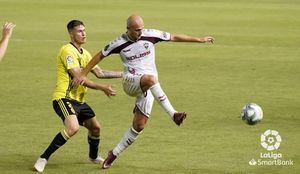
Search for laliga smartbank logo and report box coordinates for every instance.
[248,129,293,166]
[261,129,281,151]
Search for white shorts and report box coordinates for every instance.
[123,74,154,117]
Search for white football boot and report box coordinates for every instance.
[33,157,47,172]
[89,155,105,164]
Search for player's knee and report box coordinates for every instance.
[133,122,145,132]
[133,111,148,132]
[134,126,144,133]
[141,75,158,88]
[66,125,80,136]
[90,124,100,136]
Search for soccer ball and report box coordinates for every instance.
[241,103,263,125]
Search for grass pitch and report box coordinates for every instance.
[0,0,299,173]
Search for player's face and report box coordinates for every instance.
[70,25,86,45]
[127,24,144,41]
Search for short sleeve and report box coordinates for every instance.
[61,50,80,70]
[144,29,171,41]
[101,37,121,57]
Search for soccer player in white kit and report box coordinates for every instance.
[78,15,214,169]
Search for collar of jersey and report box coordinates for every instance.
[125,33,142,43]
[69,42,83,54]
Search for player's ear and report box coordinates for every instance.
[69,30,74,38]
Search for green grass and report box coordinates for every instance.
[0,0,299,173]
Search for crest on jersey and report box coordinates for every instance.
[144,43,149,49]
[66,55,73,65]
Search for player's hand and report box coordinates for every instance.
[72,74,86,87]
[2,22,16,39]
[102,84,116,98]
[203,36,214,44]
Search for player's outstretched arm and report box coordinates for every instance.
[73,51,106,85]
[170,33,214,44]
[0,22,16,61]
[92,66,123,79]
[70,67,116,97]
[83,51,106,76]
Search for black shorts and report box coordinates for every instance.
[53,98,95,126]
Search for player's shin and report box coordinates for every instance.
[112,127,141,156]
[149,83,176,117]
[88,134,100,159]
[40,130,70,160]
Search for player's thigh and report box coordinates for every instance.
[53,99,77,121]
[64,115,80,135]
[53,99,80,129]
[78,103,98,129]
[122,74,143,97]
[135,91,154,117]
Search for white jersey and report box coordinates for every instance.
[101,29,171,76]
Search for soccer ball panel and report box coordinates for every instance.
[241,103,263,125]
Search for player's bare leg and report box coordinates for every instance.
[83,117,104,164]
[141,74,186,125]
[102,109,147,169]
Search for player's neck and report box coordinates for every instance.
[126,33,138,42]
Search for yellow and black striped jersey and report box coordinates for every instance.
[52,43,97,103]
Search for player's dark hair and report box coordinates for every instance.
[67,20,84,32]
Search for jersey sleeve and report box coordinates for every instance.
[145,29,171,42]
[60,49,80,70]
[101,36,123,57]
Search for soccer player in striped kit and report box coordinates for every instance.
[77,15,214,169]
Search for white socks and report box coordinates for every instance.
[112,127,140,156]
[111,83,176,157]
[150,83,176,117]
